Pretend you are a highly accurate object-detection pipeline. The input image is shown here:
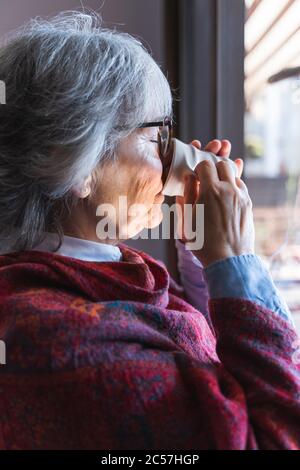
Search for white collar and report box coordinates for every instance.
[32,231,122,262]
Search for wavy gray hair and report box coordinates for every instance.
[0,10,173,252]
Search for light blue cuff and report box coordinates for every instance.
[204,254,295,326]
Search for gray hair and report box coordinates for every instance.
[0,10,173,252]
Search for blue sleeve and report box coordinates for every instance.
[203,253,295,327]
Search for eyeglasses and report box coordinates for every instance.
[137,116,173,161]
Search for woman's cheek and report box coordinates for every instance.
[144,202,164,229]
[131,174,162,206]
[141,149,164,186]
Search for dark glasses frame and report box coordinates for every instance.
[137,115,173,160]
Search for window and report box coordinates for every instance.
[169,1,300,330]
[245,0,300,329]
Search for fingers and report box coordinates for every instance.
[216,160,237,185]
[236,176,249,195]
[235,172,252,207]
[218,140,231,157]
[191,138,232,158]
[234,158,244,179]
[190,140,202,150]
[234,158,247,194]
[176,173,199,208]
[192,138,240,189]
[196,158,246,190]
[194,160,219,192]
[204,140,222,155]
[204,139,231,157]
[184,174,199,205]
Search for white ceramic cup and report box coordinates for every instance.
[162,138,239,197]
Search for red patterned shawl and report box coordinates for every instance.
[0,243,299,450]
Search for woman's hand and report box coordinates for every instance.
[176,139,243,243]
[176,139,255,268]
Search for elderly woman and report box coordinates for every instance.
[0,11,299,450]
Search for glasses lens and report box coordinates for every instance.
[158,119,172,159]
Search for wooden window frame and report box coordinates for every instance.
[164,0,245,280]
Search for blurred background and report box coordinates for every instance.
[244,0,300,332]
[0,0,299,331]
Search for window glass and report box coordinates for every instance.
[245,0,300,329]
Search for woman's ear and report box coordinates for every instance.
[72,174,92,199]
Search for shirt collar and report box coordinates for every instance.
[32,231,122,262]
